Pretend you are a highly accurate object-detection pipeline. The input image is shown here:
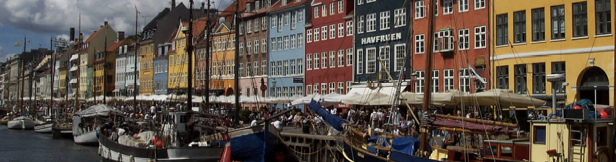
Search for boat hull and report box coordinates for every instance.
[342,139,389,162]
[7,119,35,130]
[98,134,222,162]
[0,120,7,125]
[34,123,53,133]
[52,124,73,139]
[74,130,99,145]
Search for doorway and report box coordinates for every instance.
[577,67,610,105]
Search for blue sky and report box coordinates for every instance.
[0,0,233,62]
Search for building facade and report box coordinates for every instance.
[80,22,117,99]
[305,0,354,97]
[208,22,236,96]
[492,0,614,106]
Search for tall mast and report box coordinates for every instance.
[103,36,107,103]
[419,0,437,155]
[50,36,55,119]
[187,0,194,110]
[75,13,81,111]
[233,0,240,127]
[20,36,26,116]
[204,0,212,110]
[134,6,139,111]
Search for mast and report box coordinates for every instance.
[103,36,107,103]
[20,36,26,116]
[233,0,240,126]
[93,47,97,104]
[75,13,81,111]
[187,0,194,110]
[50,36,55,119]
[205,0,212,110]
[419,0,437,155]
[134,6,139,111]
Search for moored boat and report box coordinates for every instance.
[7,116,35,130]
[34,122,53,133]
[73,104,122,145]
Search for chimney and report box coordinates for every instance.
[104,21,108,26]
[69,28,75,41]
[117,31,125,42]
[79,33,83,42]
[171,0,176,10]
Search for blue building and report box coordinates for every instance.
[353,0,411,84]
[154,43,171,95]
[268,0,307,110]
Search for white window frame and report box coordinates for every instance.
[277,37,282,50]
[307,85,313,95]
[284,12,289,26]
[330,3,335,15]
[290,35,296,49]
[474,0,485,9]
[314,54,320,70]
[432,70,439,93]
[346,81,352,94]
[346,21,354,36]
[415,71,425,93]
[321,52,328,69]
[262,17,267,30]
[443,0,453,14]
[338,50,344,67]
[394,8,406,28]
[297,59,303,74]
[346,48,353,66]
[338,1,343,13]
[261,60,267,76]
[298,33,304,47]
[306,29,312,43]
[366,47,376,74]
[247,20,252,34]
[247,41,252,55]
[291,11,296,29]
[337,82,344,94]
[290,59,296,75]
[459,68,471,92]
[271,38,276,51]
[321,83,327,95]
[474,26,486,49]
[459,0,469,12]
[314,28,320,41]
[283,61,288,76]
[394,44,406,72]
[379,46,390,72]
[329,51,336,68]
[262,39,267,53]
[367,0,375,3]
[458,28,470,50]
[357,16,364,34]
[415,34,425,54]
[284,36,289,50]
[329,82,336,94]
[366,13,376,32]
[380,11,390,30]
[270,62,276,75]
[415,1,425,19]
[322,5,327,17]
[357,49,364,74]
[314,6,319,18]
[329,24,336,39]
[298,10,304,22]
[254,40,259,54]
[338,23,344,38]
[321,26,327,41]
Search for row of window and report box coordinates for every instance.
[269,10,304,32]
[414,69,473,93]
[269,59,304,77]
[306,21,353,43]
[169,54,188,66]
[211,37,236,52]
[496,0,611,45]
[153,63,168,74]
[268,33,304,52]
[115,72,137,82]
[306,48,353,70]
[313,1,344,18]
[356,8,407,34]
[169,72,188,84]
[356,44,407,74]
[239,38,269,55]
[239,17,268,35]
[153,81,167,92]
[140,79,153,90]
[414,26,486,54]
[268,86,305,97]
[496,62,566,95]
[414,0,485,19]
[305,81,352,95]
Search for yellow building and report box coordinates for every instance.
[139,41,154,95]
[492,0,614,106]
[168,22,194,93]
[209,22,235,93]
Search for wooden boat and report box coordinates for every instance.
[7,116,35,130]
[72,104,122,145]
[52,122,73,138]
[0,116,8,125]
[34,122,53,133]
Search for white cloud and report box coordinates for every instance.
[0,0,232,36]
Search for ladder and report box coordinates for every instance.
[569,126,586,162]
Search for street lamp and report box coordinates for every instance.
[546,73,565,118]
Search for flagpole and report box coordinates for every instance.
[133,5,139,113]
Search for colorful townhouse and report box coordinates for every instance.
[207,20,236,96]
[79,22,117,99]
[305,0,354,98]
[238,0,276,109]
[268,0,307,109]
[93,33,127,98]
[352,0,412,93]
[114,38,138,97]
[492,0,614,106]
[153,31,172,95]
[412,0,490,94]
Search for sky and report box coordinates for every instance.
[0,0,233,62]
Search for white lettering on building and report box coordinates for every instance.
[360,33,402,45]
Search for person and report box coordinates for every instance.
[271,119,283,131]
[118,127,126,136]
[370,110,378,127]
[538,111,546,120]
[528,110,536,120]
[251,119,258,126]
[441,133,458,149]
[150,105,156,116]
[330,107,337,116]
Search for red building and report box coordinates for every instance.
[411,0,490,93]
[304,0,354,96]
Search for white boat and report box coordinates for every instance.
[7,116,36,130]
[34,122,53,133]
[73,104,122,145]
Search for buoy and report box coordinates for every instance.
[155,140,163,148]
[572,105,582,110]
[599,111,609,118]
[151,137,159,144]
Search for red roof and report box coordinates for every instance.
[270,0,308,12]
[85,25,107,43]
[220,0,247,17]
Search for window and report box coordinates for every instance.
[322,5,327,17]
[306,29,312,43]
[596,0,612,35]
[298,34,304,47]
[298,10,304,22]
[314,6,319,18]
[277,61,282,76]
[239,63,244,77]
[254,40,259,54]
[321,52,328,68]
[346,48,353,66]
[415,71,425,93]
[329,51,336,68]
[221,38,226,51]
[443,69,454,91]
[551,5,565,39]
[514,11,526,43]
[430,70,439,93]
[459,69,470,92]
[338,23,344,37]
[322,26,328,40]
[297,86,303,96]
[358,16,364,34]
[290,35,296,49]
[551,62,566,93]
[271,38,276,51]
[254,19,259,32]
[443,0,453,15]
[290,60,296,75]
[330,24,336,39]
[572,2,588,37]
[329,82,335,94]
[474,26,486,48]
[533,126,546,144]
[239,22,244,34]
[278,14,283,32]
[247,20,252,33]
[394,44,405,72]
[288,87,294,96]
[330,3,335,15]
[346,21,354,36]
[439,30,454,51]
[532,63,546,94]
[321,83,327,95]
[459,0,469,12]
[297,59,303,74]
[415,34,425,54]
[277,87,281,97]
[284,12,289,25]
[314,54,320,69]
[532,8,545,41]
[338,1,343,13]
[337,82,344,94]
[496,66,509,89]
[496,14,508,46]
[514,64,527,94]
[283,61,288,76]
[357,49,364,74]
[262,39,267,53]
[366,48,376,73]
[379,46,390,71]
[271,62,276,75]
[306,85,312,95]
[474,0,485,9]
[239,43,244,55]
[277,37,282,50]
[291,11,296,29]
[262,17,267,30]
[415,1,425,19]
[458,29,469,50]
[358,0,363,5]
[254,61,259,75]
[366,0,375,3]
[338,50,344,67]
[246,62,252,76]
[247,41,252,55]
[394,8,406,27]
[380,11,390,30]
[367,13,376,32]
[314,28,320,41]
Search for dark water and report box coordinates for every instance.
[0,126,100,162]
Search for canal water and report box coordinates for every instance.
[0,126,100,162]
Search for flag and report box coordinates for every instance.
[14,41,22,47]
[135,5,140,14]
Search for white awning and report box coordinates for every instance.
[69,79,77,84]
[70,54,78,61]
[69,66,78,71]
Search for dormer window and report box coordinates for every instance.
[255,1,260,10]
[282,0,287,6]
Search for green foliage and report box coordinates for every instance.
[240,109,251,123]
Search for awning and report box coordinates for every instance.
[70,54,78,61]
[69,79,77,84]
[69,66,78,71]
